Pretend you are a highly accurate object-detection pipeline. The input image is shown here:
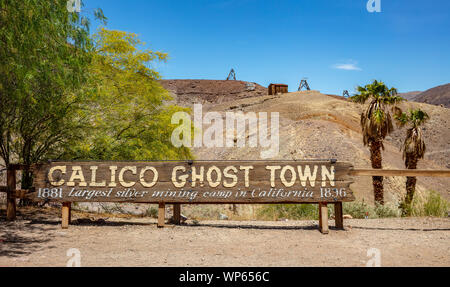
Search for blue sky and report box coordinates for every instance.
[85,0,450,95]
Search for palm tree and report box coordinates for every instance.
[351,80,403,205]
[395,109,429,214]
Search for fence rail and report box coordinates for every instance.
[349,169,450,177]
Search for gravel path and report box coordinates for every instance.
[1,210,448,267]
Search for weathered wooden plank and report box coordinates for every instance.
[31,162,450,205]
[30,179,355,193]
[7,169,16,221]
[30,160,355,204]
[334,202,344,229]
[349,169,450,177]
[32,161,353,185]
[158,202,165,228]
[25,180,355,203]
[32,179,354,191]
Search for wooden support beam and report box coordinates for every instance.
[158,202,165,228]
[318,203,322,230]
[319,202,329,234]
[61,202,71,229]
[68,203,72,224]
[173,204,181,225]
[6,169,16,221]
[334,202,344,229]
[349,169,450,177]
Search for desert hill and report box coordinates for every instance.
[398,91,422,101]
[167,81,449,204]
[160,79,267,105]
[414,83,450,108]
[399,83,450,108]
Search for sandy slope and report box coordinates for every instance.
[187,90,450,203]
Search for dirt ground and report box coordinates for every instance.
[1,208,449,267]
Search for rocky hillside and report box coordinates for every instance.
[160,79,267,105]
[175,88,449,204]
[398,91,422,101]
[414,83,450,108]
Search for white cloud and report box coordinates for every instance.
[333,61,362,71]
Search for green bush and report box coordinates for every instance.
[257,202,403,220]
[145,206,158,218]
[183,205,223,220]
[342,201,377,219]
[257,204,319,220]
[423,191,448,216]
[233,191,449,221]
[374,203,401,218]
[410,190,449,217]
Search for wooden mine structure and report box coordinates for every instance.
[226,69,236,80]
[298,79,311,91]
[268,83,288,95]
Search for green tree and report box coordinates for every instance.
[350,80,403,205]
[395,109,429,215]
[0,0,105,192]
[63,28,192,160]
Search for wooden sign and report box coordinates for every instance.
[31,160,355,203]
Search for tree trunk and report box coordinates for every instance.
[370,140,384,205]
[405,177,416,204]
[19,168,34,206]
[404,156,418,215]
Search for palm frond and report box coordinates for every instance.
[402,127,426,163]
[400,108,429,167]
[394,111,408,127]
[350,85,370,103]
[410,109,429,127]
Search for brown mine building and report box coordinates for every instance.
[268,83,288,95]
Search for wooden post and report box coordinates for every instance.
[68,203,72,224]
[319,202,329,234]
[158,202,165,228]
[173,203,181,225]
[334,202,344,229]
[6,168,16,221]
[62,202,71,229]
[318,202,323,230]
